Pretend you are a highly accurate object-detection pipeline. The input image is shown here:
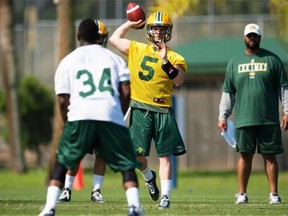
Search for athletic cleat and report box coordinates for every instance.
[91,189,104,203]
[145,170,159,201]
[58,188,71,202]
[127,205,145,216]
[38,208,55,216]
[235,193,248,204]
[268,193,281,204]
[158,195,170,209]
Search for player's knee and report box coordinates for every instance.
[50,161,67,184]
[122,169,138,184]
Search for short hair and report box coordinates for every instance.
[77,18,99,43]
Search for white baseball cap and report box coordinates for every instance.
[244,23,262,36]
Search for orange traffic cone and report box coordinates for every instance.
[73,162,84,190]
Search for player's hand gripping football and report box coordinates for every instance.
[129,20,146,30]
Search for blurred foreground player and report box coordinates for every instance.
[39,18,144,216]
[58,20,109,204]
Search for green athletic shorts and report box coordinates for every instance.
[57,120,140,171]
[236,124,284,154]
[129,108,186,157]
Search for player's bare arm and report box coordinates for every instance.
[109,20,142,56]
[156,40,185,86]
[172,65,185,86]
[118,81,131,114]
[57,94,70,123]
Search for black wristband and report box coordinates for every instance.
[161,60,179,80]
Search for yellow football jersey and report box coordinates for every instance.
[128,41,187,107]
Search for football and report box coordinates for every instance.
[126,2,146,29]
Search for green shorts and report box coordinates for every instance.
[236,124,284,154]
[129,108,186,157]
[57,120,140,171]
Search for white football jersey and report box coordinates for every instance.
[54,44,129,126]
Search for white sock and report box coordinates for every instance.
[64,174,75,189]
[126,187,140,207]
[140,167,153,181]
[43,185,61,211]
[161,179,172,199]
[93,175,104,191]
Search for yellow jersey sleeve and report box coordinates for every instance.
[128,41,187,107]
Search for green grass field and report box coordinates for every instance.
[0,168,287,215]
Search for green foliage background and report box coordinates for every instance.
[0,75,54,150]
[19,75,54,150]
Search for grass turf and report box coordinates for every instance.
[0,168,287,215]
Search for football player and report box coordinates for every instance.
[39,18,144,216]
[110,12,187,209]
[57,20,109,204]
